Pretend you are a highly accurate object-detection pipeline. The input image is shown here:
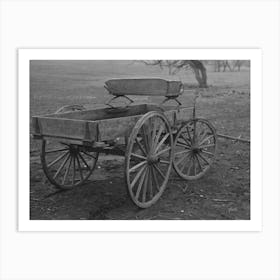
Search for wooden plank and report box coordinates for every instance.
[105,78,183,97]
[32,117,98,141]
[98,115,142,140]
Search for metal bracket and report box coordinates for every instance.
[105,94,134,109]
[160,96,182,110]
[192,90,200,119]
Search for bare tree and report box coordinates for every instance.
[213,60,222,72]
[213,60,233,72]
[232,60,244,72]
[141,60,208,88]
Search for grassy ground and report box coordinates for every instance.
[30,61,250,220]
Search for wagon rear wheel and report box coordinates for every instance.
[41,140,99,189]
[173,118,217,180]
[125,111,173,208]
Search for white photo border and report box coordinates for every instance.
[19,48,262,232]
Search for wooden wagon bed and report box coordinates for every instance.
[32,103,190,144]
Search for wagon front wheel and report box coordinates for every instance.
[41,140,99,189]
[173,118,217,180]
[125,111,173,208]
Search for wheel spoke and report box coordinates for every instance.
[147,167,154,200]
[62,156,72,185]
[186,124,193,143]
[153,163,165,180]
[130,165,146,189]
[135,167,147,201]
[197,152,210,165]
[151,118,158,151]
[135,137,147,156]
[45,148,69,154]
[151,165,160,191]
[72,156,76,185]
[146,119,153,145]
[176,141,191,149]
[76,154,84,181]
[175,151,191,166]
[197,129,208,144]
[141,125,150,153]
[155,133,170,153]
[159,159,170,165]
[199,143,215,149]
[193,157,197,175]
[131,153,147,160]
[153,125,164,152]
[179,153,192,173]
[81,151,97,159]
[47,151,68,168]
[175,149,190,156]
[186,157,194,176]
[141,167,149,202]
[201,149,215,157]
[78,152,91,171]
[53,153,70,179]
[194,154,203,173]
[181,133,192,147]
[199,134,214,146]
[129,160,147,173]
[155,147,171,157]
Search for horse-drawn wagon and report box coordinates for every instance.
[32,78,217,208]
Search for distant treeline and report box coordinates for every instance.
[204,60,250,72]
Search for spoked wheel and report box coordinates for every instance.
[125,111,173,208]
[41,139,99,189]
[173,118,217,180]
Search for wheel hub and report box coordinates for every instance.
[191,146,200,153]
[69,145,78,154]
[147,154,159,164]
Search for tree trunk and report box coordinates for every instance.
[189,61,208,88]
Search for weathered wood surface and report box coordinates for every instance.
[32,117,99,142]
[32,104,192,142]
[105,78,183,97]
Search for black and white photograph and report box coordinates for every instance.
[29,58,251,221]
[2,1,280,279]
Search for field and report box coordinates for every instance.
[30,61,250,220]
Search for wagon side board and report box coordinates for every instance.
[32,106,193,144]
[32,117,99,143]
